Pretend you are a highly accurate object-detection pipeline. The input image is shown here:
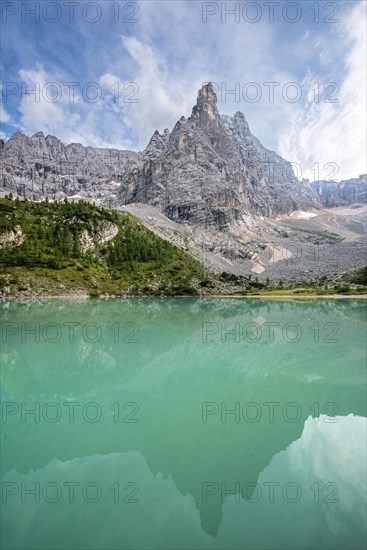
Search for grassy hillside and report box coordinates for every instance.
[0,197,209,297]
[0,197,366,298]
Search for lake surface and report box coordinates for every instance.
[1,298,366,549]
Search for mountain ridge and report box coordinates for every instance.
[1,83,365,223]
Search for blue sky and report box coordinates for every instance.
[1,0,366,180]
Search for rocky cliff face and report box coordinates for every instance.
[311,175,367,207]
[117,83,321,229]
[0,131,137,203]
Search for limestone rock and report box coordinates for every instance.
[0,131,138,204]
[311,176,367,207]
[117,83,321,229]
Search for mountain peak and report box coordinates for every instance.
[190,82,220,129]
[32,131,45,139]
[198,82,217,100]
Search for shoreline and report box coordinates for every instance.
[211,294,367,300]
[1,293,366,302]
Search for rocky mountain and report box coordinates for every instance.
[0,131,138,203]
[1,83,366,230]
[1,83,366,285]
[117,83,321,229]
[310,175,367,208]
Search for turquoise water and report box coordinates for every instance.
[1,298,366,549]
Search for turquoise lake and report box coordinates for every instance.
[0,298,366,549]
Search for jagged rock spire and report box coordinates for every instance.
[144,128,171,158]
[190,82,220,129]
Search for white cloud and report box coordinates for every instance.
[17,65,135,150]
[115,35,204,148]
[18,64,80,137]
[0,80,12,124]
[278,2,367,181]
[0,103,11,124]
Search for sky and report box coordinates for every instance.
[0,0,366,181]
